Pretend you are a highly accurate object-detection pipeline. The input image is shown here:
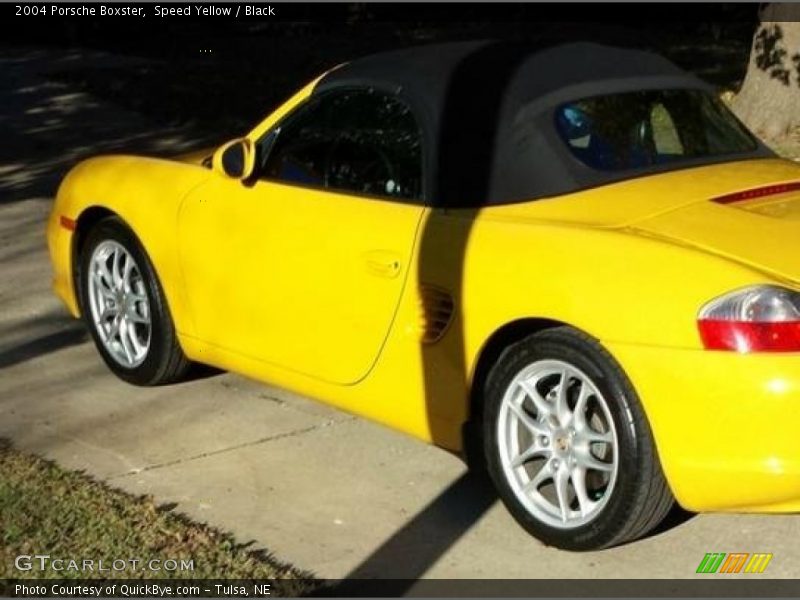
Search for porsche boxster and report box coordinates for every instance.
[47,41,800,550]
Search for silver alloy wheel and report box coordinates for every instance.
[497,359,619,529]
[87,240,151,368]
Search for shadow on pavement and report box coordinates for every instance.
[0,325,87,370]
[0,48,219,204]
[330,471,497,586]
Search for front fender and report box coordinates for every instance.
[50,155,212,337]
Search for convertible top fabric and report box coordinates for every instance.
[314,41,773,207]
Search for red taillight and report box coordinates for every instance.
[698,319,800,352]
[698,285,800,352]
[712,182,800,205]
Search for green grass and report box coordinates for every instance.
[0,441,317,593]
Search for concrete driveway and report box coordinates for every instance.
[1,47,799,582]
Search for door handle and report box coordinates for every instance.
[363,250,402,279]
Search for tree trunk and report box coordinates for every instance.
[732,3,800,142]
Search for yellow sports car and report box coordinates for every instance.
[47,40,800,550]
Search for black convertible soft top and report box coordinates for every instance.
[313,40,772,207]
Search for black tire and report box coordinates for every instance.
[78,216,191,386]
[483,326,673,550]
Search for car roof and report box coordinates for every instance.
[313,41,771,206]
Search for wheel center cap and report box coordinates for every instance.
[554,434,570,453]
[114,291,135,317]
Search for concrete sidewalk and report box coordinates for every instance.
[2,47,799,580]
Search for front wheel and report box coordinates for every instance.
[79,216,191,385]
[483,327,673,550]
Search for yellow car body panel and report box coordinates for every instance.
[47,72,800,514]
[609,342,800,512]
[177,176,425,385]
[46,76,325,322]
[47,155,211,334]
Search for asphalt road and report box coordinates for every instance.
[1,47,799,582]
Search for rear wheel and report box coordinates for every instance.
[483,327,673,550]
[79,217,191,385]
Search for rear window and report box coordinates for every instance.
[555,89,758,172]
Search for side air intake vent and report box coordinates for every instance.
[419,285,455,344]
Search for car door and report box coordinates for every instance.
[177,88,426,385]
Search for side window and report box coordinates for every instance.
[555,90,756,172]
[259,98,335,188]
[259,89,423,201]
